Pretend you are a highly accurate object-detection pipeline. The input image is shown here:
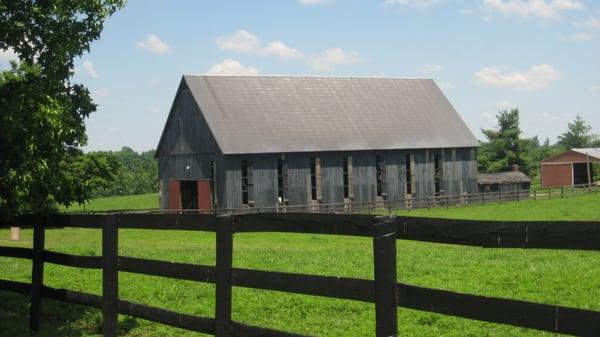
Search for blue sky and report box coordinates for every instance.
[3,0,599,152]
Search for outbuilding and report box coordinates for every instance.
[155,75,480,211]
[478,166,531,199]
[541,148,599,188]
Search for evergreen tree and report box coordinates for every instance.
[478,109,528,173]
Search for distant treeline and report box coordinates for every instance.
[83,147,158,198]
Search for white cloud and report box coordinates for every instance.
[136,34,172,54]
[93,87,112,100]
[384,0,446,8]
[82,60,99,78]
[590,85,600,93]
[0,47,18,62]
[217,30,303,59]
[563,31,594,41]
[217,30,260,53]
[420,64,443,73]
[308,48,361,71]
[577,16,600,29]
[475,64,561,90]
[483,0,584,19]
[299,0,331,4]
[262,41,304,59]
[207,59,259,75]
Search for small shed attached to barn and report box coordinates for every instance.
[478,167,531,199]
[541,148,600,188]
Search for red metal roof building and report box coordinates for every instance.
[541,148,600,188]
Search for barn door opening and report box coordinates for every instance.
[573,163,593,185]
[180,181,199,210]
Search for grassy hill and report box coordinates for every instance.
[2,192,600,336]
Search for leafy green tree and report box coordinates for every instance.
[87,147,158,198]
[478,109,528,174]
[557,115,597,149]
[61,151,121,205]
[0,1,124,219]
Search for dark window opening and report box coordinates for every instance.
[405,154,412,195]
[376,155,385,197]
[434,153,443,196]
[343,157,349,198]
[210,161,216,206]
[277,158,284,201]
[242,160,252,205]
[277,157,288,203]
[180,180,198,210]
[310,157,317,201]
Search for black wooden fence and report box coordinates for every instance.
[1,213,600,336]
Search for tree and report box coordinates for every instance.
[557,115,596,149]
[0,1,124,220]
[478,109,528,174]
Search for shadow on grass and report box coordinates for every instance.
[0,291,138,337]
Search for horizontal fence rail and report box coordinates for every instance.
[1,213,600,336]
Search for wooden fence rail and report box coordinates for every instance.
[1,213,600,336]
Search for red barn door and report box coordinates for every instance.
[197,180,212,211]
[168,180,181,210]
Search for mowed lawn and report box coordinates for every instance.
[1,193,600,336]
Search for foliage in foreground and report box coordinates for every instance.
[0,1,124,219]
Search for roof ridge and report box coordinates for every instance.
[183,74,433,80]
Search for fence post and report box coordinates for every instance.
[561,186,564,198]
[102,214,118,337]
[30,217,46,334]
[373,217,398,337]
[215,216,234,337]
[534,189,536,201]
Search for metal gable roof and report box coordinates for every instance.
[182,75,479,154]
[573,148,600,161]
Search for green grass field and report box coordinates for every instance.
[60,193,158,212]
[2,193,600,336]
[395,191,600,220]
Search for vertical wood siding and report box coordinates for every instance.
[286,154,310,206]
[383,152,404,202]
[352,152,376,205]
[156,83,225,210]
[320,153,344,209]
[161,147,478,210]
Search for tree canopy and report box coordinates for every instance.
[0,1,125,219]
[557,115,598,150]
[478,109,528,174]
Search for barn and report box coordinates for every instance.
[155,75,479,211]
[541,148,599,188]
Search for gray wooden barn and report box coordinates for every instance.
[155,75,479,211]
